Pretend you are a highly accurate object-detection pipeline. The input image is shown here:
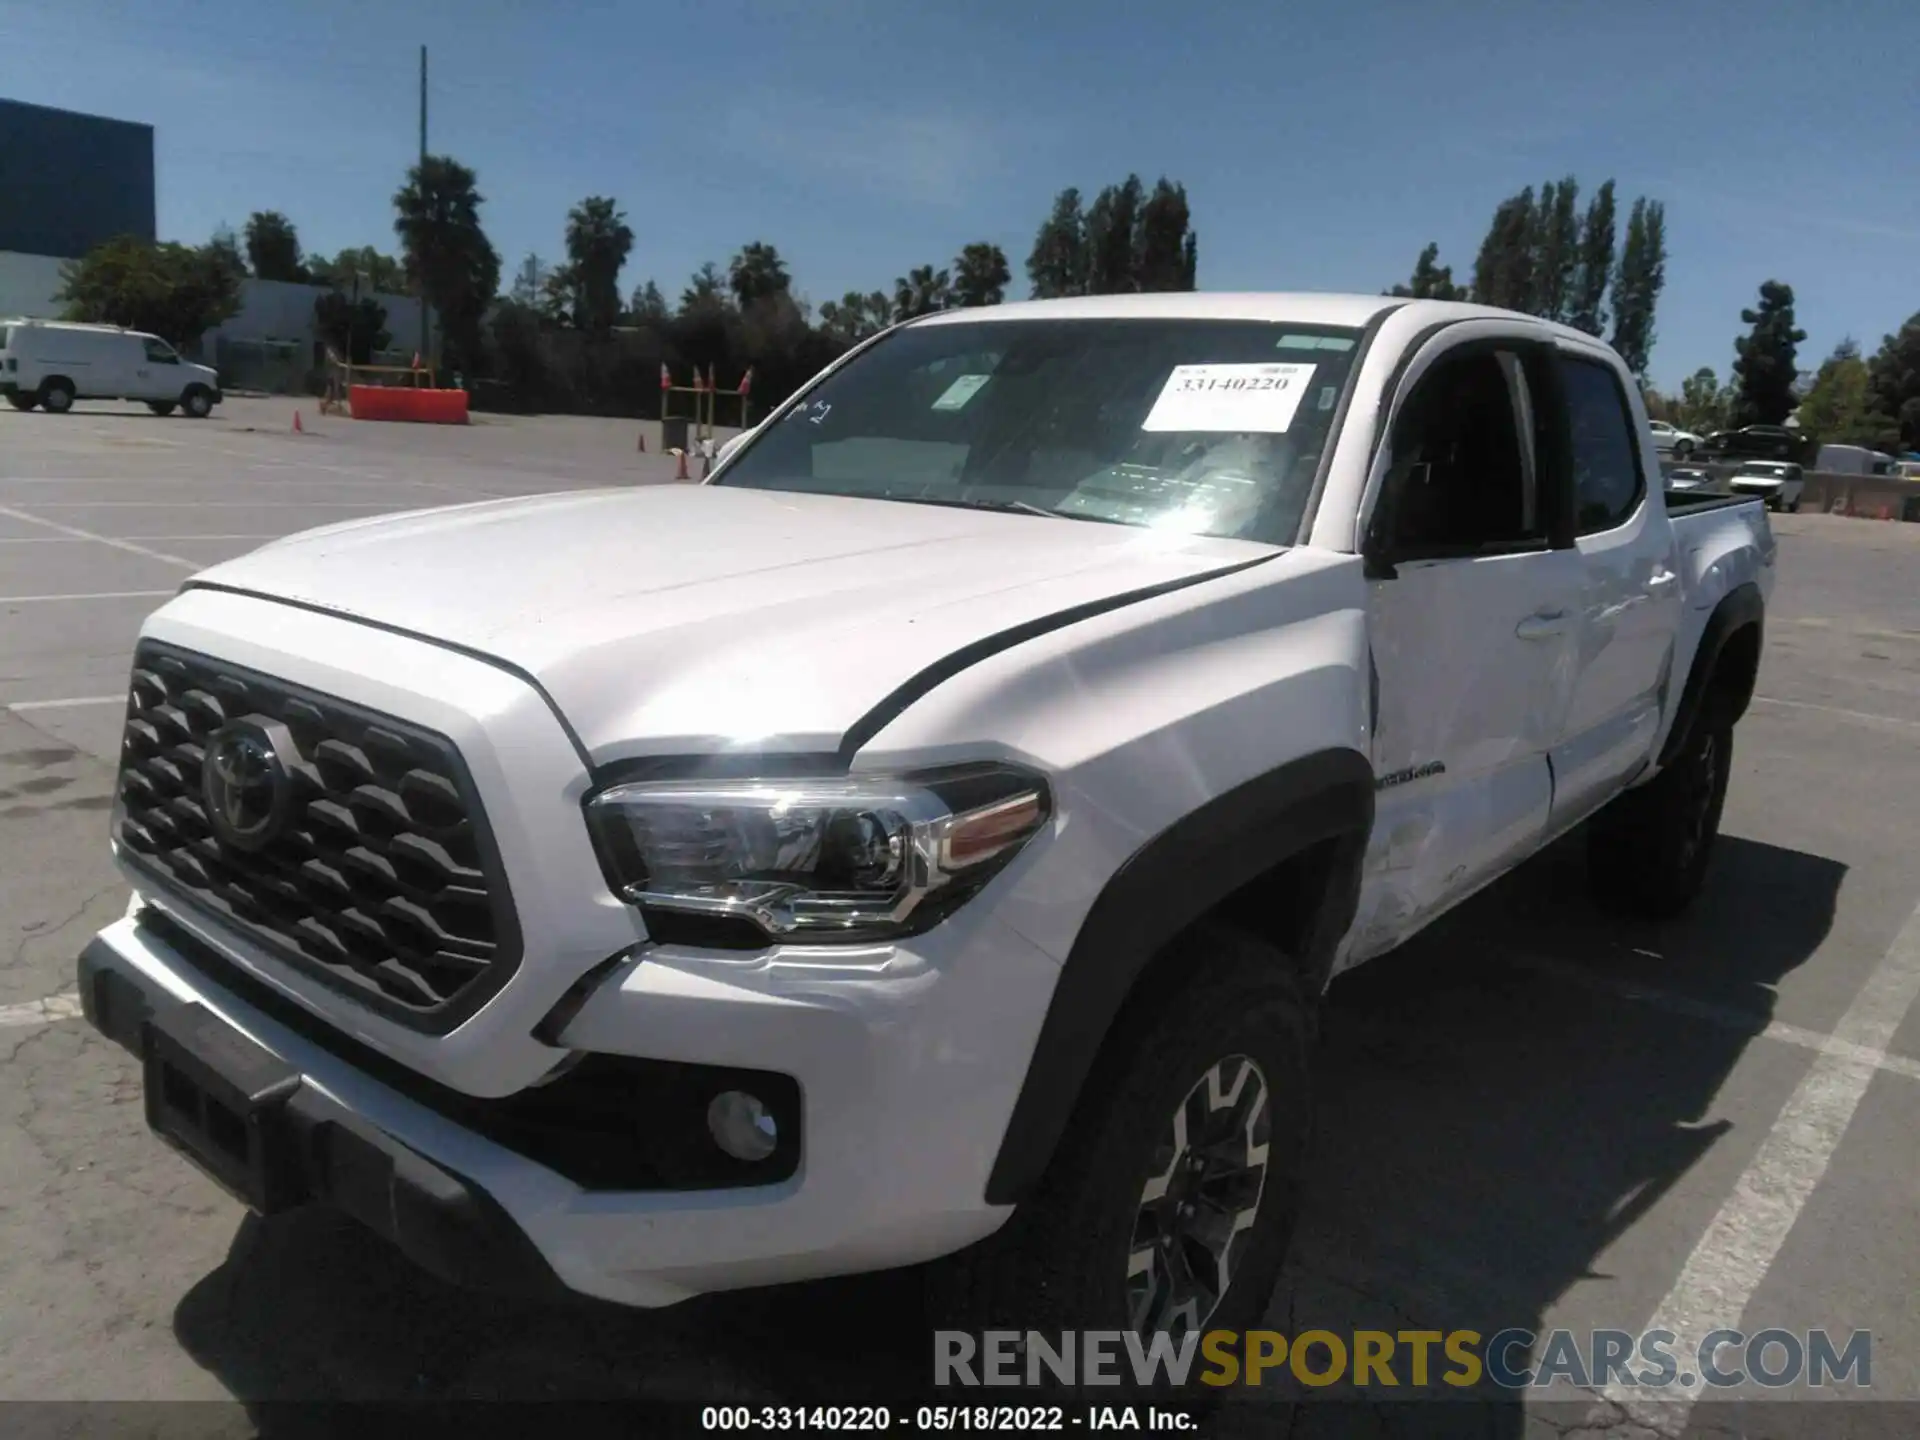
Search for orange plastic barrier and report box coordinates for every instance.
[348,385,469,425]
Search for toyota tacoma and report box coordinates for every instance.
[77,294,1775,1342]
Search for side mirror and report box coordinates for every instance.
[717,431,749,465]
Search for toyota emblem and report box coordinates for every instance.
[202,719,295,851]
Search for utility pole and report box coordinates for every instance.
[418,44,430,369]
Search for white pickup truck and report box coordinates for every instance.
[78,294,1774,1345]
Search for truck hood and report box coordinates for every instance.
[185,484,1279,763]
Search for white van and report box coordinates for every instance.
[1814,443,1895,476]
[1,319,223,417]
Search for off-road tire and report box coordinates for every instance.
[1587,720,1733,919]
[924,921,1315,1390]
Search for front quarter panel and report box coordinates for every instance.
[852,547,1374,967]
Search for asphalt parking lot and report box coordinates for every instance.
[2,398,1918,1438]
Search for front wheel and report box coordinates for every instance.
[181,386,213,418]
[925,923,1314,1352]
[4,393,34,412]
[1587,720,1733,919]
[146,400,177,417]
[1675,440,1694,459]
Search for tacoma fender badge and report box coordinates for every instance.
[1376,760,1446,791]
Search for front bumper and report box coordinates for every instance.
[80,932,567,1300]
[80,890,1060,1307]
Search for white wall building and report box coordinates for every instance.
[1,250,431,391]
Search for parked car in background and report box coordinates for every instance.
[1666,466,1718,491]
[1701,424,1811,464]
[0,319,222,417]
[1728,461,1805,512]
[1649,420,1703,458]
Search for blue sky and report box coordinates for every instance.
[4,0,1916,389]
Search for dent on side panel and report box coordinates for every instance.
[851,551,1374,966]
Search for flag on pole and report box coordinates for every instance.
[660,363,671,390]
[739,366,753,396]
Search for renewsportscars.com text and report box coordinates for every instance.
[934,1328,1872,1391]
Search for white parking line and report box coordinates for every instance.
[0,590,174,604]
[6,696,123,712]
[1506,948,1920,1082]
[1752,695,1920,732]
[0,992,83,1029]
[0,504,197,568]
[1599,898,1920,1431]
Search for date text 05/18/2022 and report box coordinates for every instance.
[701,1404,1198,1432]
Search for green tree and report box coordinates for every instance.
[392,155,501,371]
[309,246,405,295]
[313,290,390,364]
[1729,280,1807,427]
[818,290,891,344]
[1134,178,1198,292]
[243,210,306,282]
[950,242,1011,307]
[56,235,245,349]
[628,279,669,325]
[540,262,577,326]
[1674,366,1732,435]
[1608,197,1667,379]
[1865,312,1920,452]
[893,264,950,321]
[679,262,728,315]
[1532,177,1580,322]
[1566,181,1617,336]
[1471,187,1536,311]
[565,196,635,337]
[1084,174,1145,294]
[1027,187,1088,298]
[728,241,792,308]
[1794,339,1891,448]
[509,252,549,309]
[1388,242,1468,300]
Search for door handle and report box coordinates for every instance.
[1515,608,1571,640]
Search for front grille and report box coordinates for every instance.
[113,640,521,1032]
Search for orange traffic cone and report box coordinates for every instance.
[292,410,304,433]
[672,448,689,480]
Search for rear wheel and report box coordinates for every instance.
[4,392,34,412]
[925,922,1314,1362]
[1587,720,1733,919]
[146,400,177,417]
[39,379,74,414]
[181,386,213,419]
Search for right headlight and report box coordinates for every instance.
[584,762,1052,945]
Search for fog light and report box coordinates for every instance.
[707,1090,778,1162]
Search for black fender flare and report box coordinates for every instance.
[1656,581,1764,768]
[983,747,1375,1205]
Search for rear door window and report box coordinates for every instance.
[1555,355,1646,534]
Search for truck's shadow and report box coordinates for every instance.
[172,830,1843,1437]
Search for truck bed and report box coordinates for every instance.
[1664,488,1763,515]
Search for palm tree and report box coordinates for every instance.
[392,155,501,370]
[893,265,950,322]
[564,196,635,336]
[729,242,791,308]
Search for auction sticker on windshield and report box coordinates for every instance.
[932,373,993,410]
[1142,362,1317,434]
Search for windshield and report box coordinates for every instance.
[712,316,1368,546]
